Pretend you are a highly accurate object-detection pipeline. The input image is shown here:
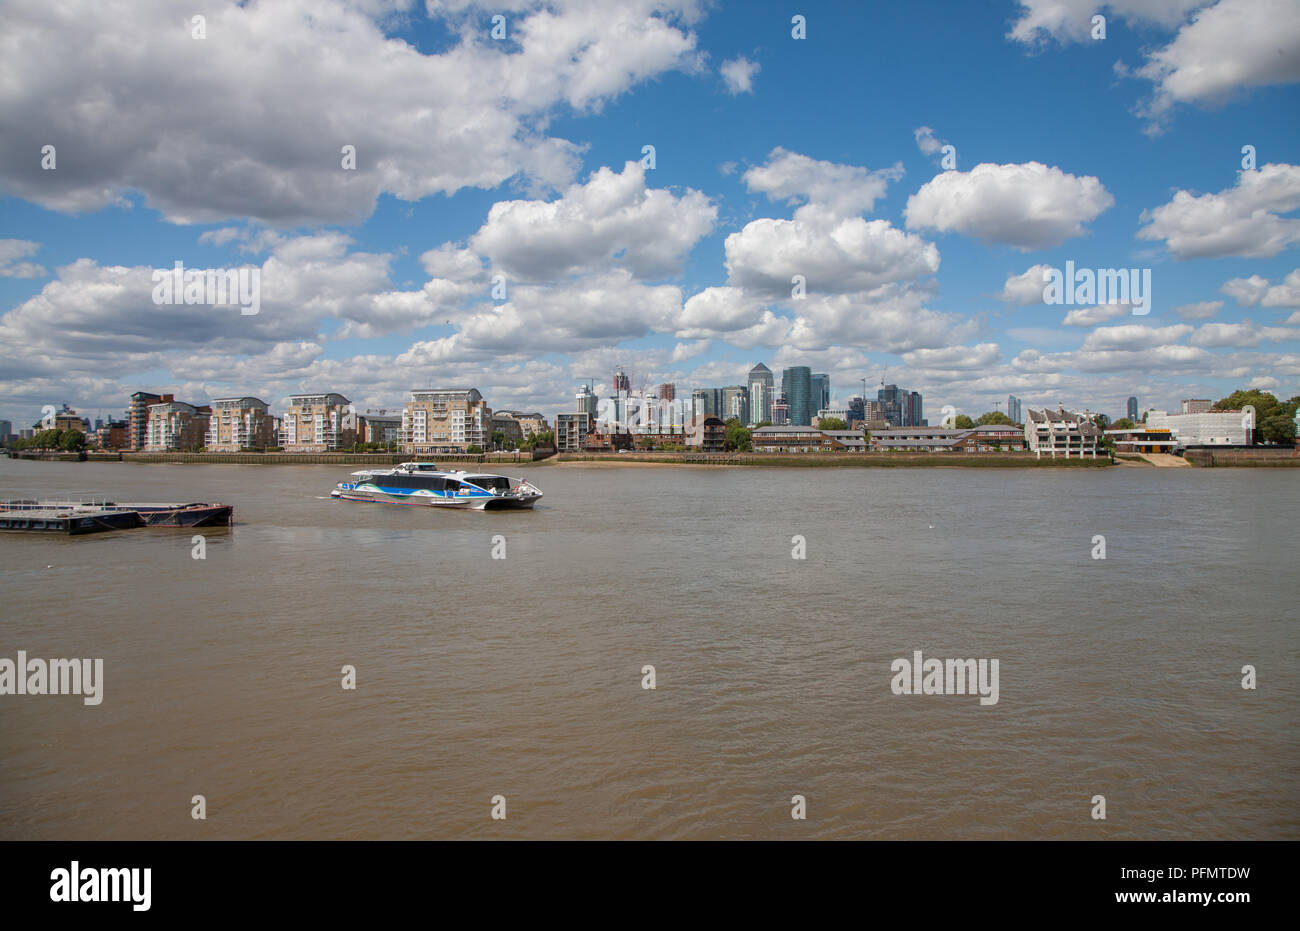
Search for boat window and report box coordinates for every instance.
[466,475,511,492]
[385,475,448,491]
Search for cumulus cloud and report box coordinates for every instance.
[1188,320,1298,347]
[901,343,1001,372]
[725,215,940,299]
[1062,304,1133,326]
[1133,0,1300,129]
[904,162,1113,250]
[1222,269,1300,311]
[1081,323,1193,351]
[0,239,46,278]
[1007,0,1206,46]
[720,56,759,94]
[470,162,716,280]
[998,265,1054,304]
[1138,164,1300,259]
[0,0,705,225]
[913,127,944,157]
[742,147,904,218]
[1221,274,1271,305]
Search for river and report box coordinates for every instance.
[1,459,1296,839]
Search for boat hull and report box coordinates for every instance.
[331,487,539,510]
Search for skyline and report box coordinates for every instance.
[2,0,1300,427]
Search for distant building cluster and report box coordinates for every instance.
[17,388,552,454]
[560,364,929,452]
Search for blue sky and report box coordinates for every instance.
[1,0,1298,428]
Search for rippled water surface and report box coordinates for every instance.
[1,458,1296,839]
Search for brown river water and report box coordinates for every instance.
[0,458,1296,839]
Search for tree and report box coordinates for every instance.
[1110,417,1135,431]
[465,444,483,454]
[533,430,555,448]
[60,430,86,451]
[33,428,61,449]
[753,420,772,429]
[953,414,974,429]
[1092,413,1111,431]
[1214,389,1299,444]
[724,417,752,451]
[976,411,1015,426]
[490,430,506,451]
[817,417,849,431]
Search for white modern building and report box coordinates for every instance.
[1024,407,1101,458]
[1144,408,1252,448]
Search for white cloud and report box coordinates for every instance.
[904,162,1113,251]
[470,162,716,281]
[720,56,759,94]
[0,0,705,226]
[999,264,1054,304]
[0,239,46,278]
[1062,304,1133,326]
[1133,0,1300,128]
[913,127,943,157]
[901,343,1002,371]
[1221,274,1271,305]
[1081,324,1193,351]
[725,215,940,298]
[1007,0,1206,46]
[1137,164,1300,259]
[742,147,904,219]
[1224,268,1300,308]
[1188,321,1298,348]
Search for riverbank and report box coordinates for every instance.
[7,450,549,466]
[553,452,1115,467]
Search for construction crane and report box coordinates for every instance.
[879,364,888,387]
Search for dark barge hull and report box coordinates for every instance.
[0,502,234,534]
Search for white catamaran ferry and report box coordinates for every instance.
[331,462,543,510]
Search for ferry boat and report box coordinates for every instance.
[331,462,542,510]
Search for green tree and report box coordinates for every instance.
[723,417,752,451]
[753,420,772,429]
[975,411,1015,426]
[817,417,849,431]
[1214,389,1299,444]
[465,444,483,454]
[60,430,85,451]
[953,414,974,429]
[1110,417,1135,431]
[490,429,506,451]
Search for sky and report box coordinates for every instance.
[1,0,1299,428]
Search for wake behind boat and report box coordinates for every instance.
[331,462,542,510]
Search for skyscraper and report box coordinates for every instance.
[576,383,598,420]
[657,383,675,402]
[691,387,724,419]
[878,384,905,426]
[613,369,630,394]
[1007,394,1022,423]
[782,366,813,425]
[747,363,773,425]
[722,385,749,424]
[811,373,830,415]
[908,391,924,427]
[1127,396,1138,421]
